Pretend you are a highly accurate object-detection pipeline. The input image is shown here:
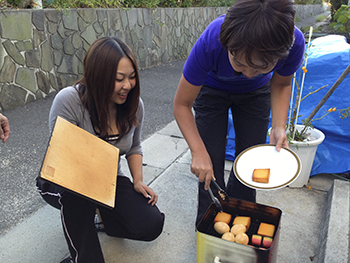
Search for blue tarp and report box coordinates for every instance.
[226,35,350,175]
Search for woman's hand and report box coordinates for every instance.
[269,126,289,151]
[269,72,293,152]
[133,181,158,206]
[191,150,214,190]
[0,113,10,143]
[173,75,213,190]
[127,154,158,205]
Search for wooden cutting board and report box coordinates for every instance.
[39,116,119,208]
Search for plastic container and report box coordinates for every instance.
[288,125,325,188]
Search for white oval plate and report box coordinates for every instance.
[233,144,301,190]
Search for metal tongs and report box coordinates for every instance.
[208,178,230,212]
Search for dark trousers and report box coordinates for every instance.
[37,176,165,263]
[193,83,271,226]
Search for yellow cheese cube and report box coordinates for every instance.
[252,168,270,183]
[233,216,251,230]
[214,212,232,225]
[257,222,275,237]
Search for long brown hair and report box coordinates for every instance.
[220,0,295,68]
[76,37,140,140]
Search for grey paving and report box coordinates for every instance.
[1,118,349,262]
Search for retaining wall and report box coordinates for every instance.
[0,5,327,111]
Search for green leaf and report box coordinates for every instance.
[338,16,347,24]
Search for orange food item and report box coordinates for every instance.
[233,216,251,231]
[214,212,232,225]
[252,169,270,183]
[257,222,275,238]
[262,237,273,248]
[251,234,262,246]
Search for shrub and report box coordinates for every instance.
[330,0,348,19]
[0,0,330,10]
[330,4,350,32]
[5,0,324,9]
[43,0,234,8]
[4,0,22,7]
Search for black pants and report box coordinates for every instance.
[193,83,271,226]
[37,176,165,263]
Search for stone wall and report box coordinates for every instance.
[0,7,227,111]
[295,3,328,20]
[0,5,326,111]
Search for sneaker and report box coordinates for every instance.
[94,213,105,232]
[60,256,74,263]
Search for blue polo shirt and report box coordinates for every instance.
[183,15,305,93]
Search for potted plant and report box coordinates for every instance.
[286,27,350,187]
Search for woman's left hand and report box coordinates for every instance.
[133,181,158,206]
[270,126,289,152]
[0,113,10,143]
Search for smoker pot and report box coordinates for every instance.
[197,198,282,263]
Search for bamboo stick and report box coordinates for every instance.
[292,26,313,140]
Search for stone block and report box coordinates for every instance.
[15,67,36,93]
[25,49,40,68]
[0,56,16,83]
[32,10,45,31]
[36,71,51,94]
[41,40,54,72]
[3,40,25,66]
[78,9,97,24]
[0,11,32,40]
[15,40,33,52]
[80,24,97,46]
[0,84,27,110]
[62,10,79,31]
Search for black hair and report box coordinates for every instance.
[220,0,295,68]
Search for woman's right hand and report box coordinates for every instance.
[190,150,214,190]
[173,75,213,190]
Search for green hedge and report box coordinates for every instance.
[3,0,327,9]
[2,0,235,9]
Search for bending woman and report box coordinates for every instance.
[37,37,165,263]
[173,0,304,226]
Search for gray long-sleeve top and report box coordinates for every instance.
[49,86,144,177]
